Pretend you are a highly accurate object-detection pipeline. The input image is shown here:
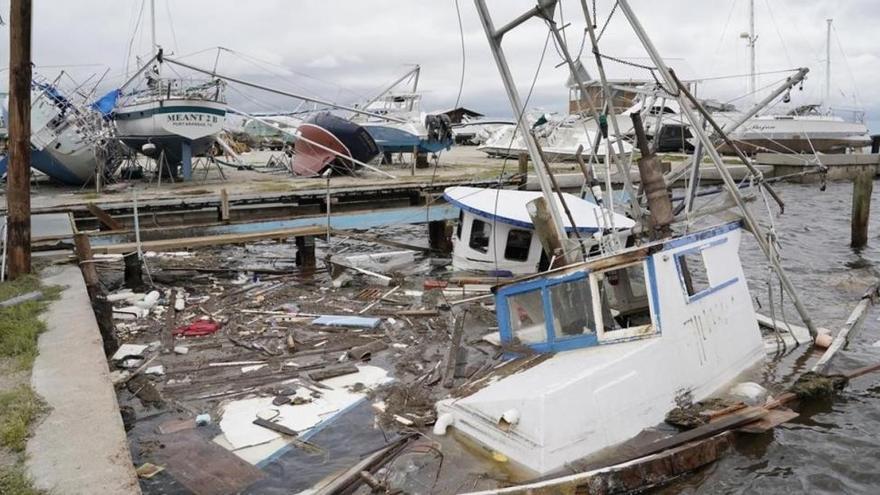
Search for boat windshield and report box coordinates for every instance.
[499,260,655,352]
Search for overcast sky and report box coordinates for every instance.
[6,0,878,131]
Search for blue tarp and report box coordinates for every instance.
[90,89,120,117]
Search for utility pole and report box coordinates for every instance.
[6,0,32,279]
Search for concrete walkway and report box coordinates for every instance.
[27,265,140,494]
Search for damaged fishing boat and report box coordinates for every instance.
[433,0,823,479]
[444,186,634,275]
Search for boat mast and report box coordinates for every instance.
[616,0,819,339]
[825,18,832,104]
[472,0,569,254]
[741,0,757,101]
[150,0,157,55]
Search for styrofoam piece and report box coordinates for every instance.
[312,315,381,329]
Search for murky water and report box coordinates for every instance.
[661,180,880,494]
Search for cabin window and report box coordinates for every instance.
[456,210,464,239]
[469,219,492,253]
[593,262,653,336]
[506,289,547,345]
[504,229,532,261]
[676,251,710,297]
[549,278,595,337]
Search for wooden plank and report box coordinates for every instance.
[738,408,799,434]
[459,432,732,495]
[87,203,123,231]
[812,282,879,374]
[153,429,264,494]
[91,225,327,254]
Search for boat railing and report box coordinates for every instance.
[127,77,227,104]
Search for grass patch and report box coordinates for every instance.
[0,386,45,452]
[0,463,43,495]
[0,276,61,369]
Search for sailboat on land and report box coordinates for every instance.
[112,0,227,179]
[434,0,818,476]
[0,74,123,186]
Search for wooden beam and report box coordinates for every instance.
[90,225,327,254]
[5,0,32,279]
[87,203,124,231]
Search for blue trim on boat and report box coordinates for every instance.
[365,124,452,154]
[444,191,602,235]
[670,232,738,304]
[661,220,742,250]
[114,105,227,120]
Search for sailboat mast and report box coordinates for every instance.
[825,18,832,104]
[747,0,756,100]
[150,0,157,54]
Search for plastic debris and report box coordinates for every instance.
[173,320,221,337]
[112,344,148,361]
[312,315,381,329]
[196,414,212,426]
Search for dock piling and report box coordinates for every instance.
[73,233,118,355]
[219,188,230,223]
[428,220,452,254]
[851,169,873,248]
[295,235,316,271]
[123,252,144,290]
[517,153,528,189]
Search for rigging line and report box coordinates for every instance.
[426,0,468,224]
[225,47,369,100]
[832,23,864,109]
[762,0,793,67]
[492,30,553,274]
[722,74,790,105]
[688,68,798,83]
[125,0,146,78]
[453,0,466,109]
[164,0,180,55]
[708,0,738,75]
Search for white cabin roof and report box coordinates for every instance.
[444,186,636,234]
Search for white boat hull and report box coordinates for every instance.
[436,223,765,475]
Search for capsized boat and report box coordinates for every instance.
[444,186,635,274]
[0,76,121,186]
[291,112,380,176]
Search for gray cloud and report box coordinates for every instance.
[4,0,877,130]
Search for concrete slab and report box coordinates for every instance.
[27,265,140,495]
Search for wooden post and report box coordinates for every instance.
[851,168,873,248]
[87,203,123,231]
[428,220,452,254]
[219,188,230,223]
[527,197,566,268]
[415,151,429,169]
[517,153,528,190]
[123,252,144,290]
[73,233,119,356]
[295,235,316,271]
[5,0,33,279]
[411,145,417,176]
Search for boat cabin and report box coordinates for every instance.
[435,221,766,475]
[443,186,635,275]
